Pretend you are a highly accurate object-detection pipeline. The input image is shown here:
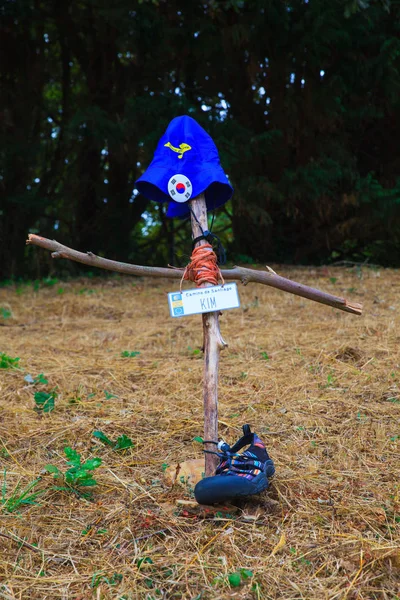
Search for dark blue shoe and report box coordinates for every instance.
[194,425,275,505]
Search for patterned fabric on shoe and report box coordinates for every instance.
[215,434,272,480]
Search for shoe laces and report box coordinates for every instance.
[204,440,264,478]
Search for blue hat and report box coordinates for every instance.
[135,115,233,217]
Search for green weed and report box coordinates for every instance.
[136,557,153,569]
[260,351,269,361]
[24,373,48,385]
[213,569,253,588]
[188,346,201,356]
[0,307,12,319]
[178,475,195,497]
[121,350,140,358]
[34,373,48,384]
[320,371,336,388]
[327,372,335,386]
[45,447,102,497]
[92,431,134,451]
[1,470,44,513]
[0,353,20,369]
[91,572,123,589]
[34,389,57,413]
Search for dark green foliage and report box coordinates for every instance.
[34,390,57,413]
[213,568,254,588]
[113,434,134,451]
[1,470,44,513]
[92,430,134,451]
[0,353,20,369]
[45,447,102,492]
[34,373,48,385]
[91,572,123,589]
[92,431,114,447]
[1,0,400,278]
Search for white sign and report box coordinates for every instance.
[168,283,240,318]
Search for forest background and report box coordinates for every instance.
[1,0,399,280]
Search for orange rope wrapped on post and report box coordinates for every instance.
[180,243,224,291]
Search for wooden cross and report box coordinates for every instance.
[27,195,362,477]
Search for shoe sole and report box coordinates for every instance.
[194,460,275,505]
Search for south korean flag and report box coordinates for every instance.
[167,174,192,202]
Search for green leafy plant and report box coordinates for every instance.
[327,372,335,386]
[214,568,253,588]
[0,307,12,319]
[320,371,336,388]
[45,447,102,496]
[260,351,269,361]
[114,434,134,451]
[188,346,201,356]
[121,351,140,358]
[0,353,20,369]
[229,569,253,587]
[1,469,44,513]
[25,373,49,385]
[91,572,123,589]
[104,390,118,400]
[136,557,153,569]
[92,431,134,451]
[34,390,57,413]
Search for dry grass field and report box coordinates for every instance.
[0,265,399,599]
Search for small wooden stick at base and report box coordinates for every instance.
[189,195,227,476]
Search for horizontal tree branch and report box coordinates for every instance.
[26,234,362,315]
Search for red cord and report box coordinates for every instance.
[181,243,224,291]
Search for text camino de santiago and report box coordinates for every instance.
[184,285,234,311]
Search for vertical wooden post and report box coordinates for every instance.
[189,194,227,476]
